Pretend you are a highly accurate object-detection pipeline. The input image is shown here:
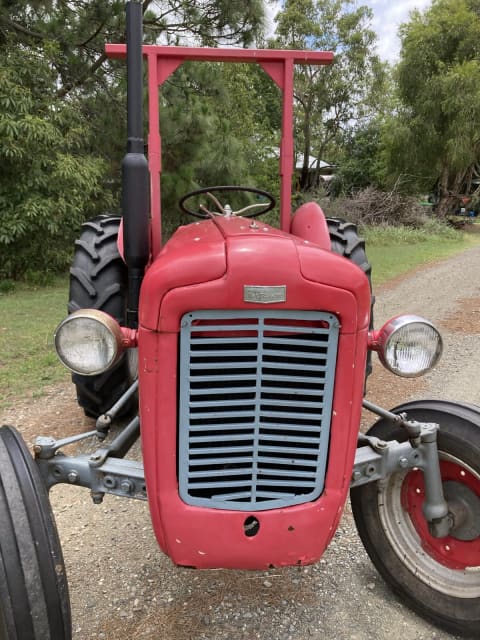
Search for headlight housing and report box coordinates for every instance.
[54,310,124,376]
[371,315,443,378]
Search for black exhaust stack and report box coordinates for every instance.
[122,1,150,329]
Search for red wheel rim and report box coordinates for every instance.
[402,459,480,570]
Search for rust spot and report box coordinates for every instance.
[288,525,295,532]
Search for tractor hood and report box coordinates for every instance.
[139,216,371,332]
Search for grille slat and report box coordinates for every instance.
[189,468,255,479]
[188,480,255,490]
[179,310,339,511]
[260,409,325,420]
[189,445,254,456]
[191,349,258,358]
[190,362,256,371]
[257,444,321,456]
[189,424,254,433]
[262,373,326,383]
[261,361,328,372]
[189,374,257,382]
[256,423,323,433]
[190,387,255,396]
[189,409,254,419]
[260,398,324,409]
[190,433,256,444]
[190,399,255,409]
[189,455,256,466]
[261,386,324,396]
[257,434,321,445]
[256,455,318,467]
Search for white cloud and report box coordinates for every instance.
[264,1,282,39]
[364,0,433,62]
[265,1,433,62]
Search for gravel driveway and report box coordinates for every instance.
[2,242,480,640]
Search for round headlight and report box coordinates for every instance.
[374,315,443,378]
[54,310,124,375]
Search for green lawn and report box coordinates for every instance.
[364,225,480,286]
[1,226,478,408]
[0,278,69,407]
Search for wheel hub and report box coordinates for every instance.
[443,480,480,541]
[402,457,480,570]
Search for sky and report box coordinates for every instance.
[364,0,432,62]
[266,1,433,63]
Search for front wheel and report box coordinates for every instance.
[351,400,480,637]
[0,426,71,639]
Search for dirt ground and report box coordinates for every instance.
[2,243,480,640]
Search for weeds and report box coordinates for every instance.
[363,220,459,247]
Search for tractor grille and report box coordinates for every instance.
[178,310,339,511]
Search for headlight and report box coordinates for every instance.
[54,310,124,375]
[371,315,443,377]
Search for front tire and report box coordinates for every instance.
[0,426,71,640]
[351,400,480,637]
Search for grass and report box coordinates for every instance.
[1,223,479,408]
[0,277,69,408]
[363,223,480,286]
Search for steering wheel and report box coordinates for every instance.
[179,186,276,219]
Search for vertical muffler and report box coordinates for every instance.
[122,1,150,328]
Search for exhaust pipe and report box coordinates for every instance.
[122,1,150,329]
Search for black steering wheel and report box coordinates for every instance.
[179,186,276,219]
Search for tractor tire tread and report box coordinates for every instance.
[326,217,373,377]
[68,215,132,417]
[351,402,480,637]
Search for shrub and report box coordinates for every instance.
[317,186,432,228]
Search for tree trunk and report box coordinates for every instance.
[436,164,467,218]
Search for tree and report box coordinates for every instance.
[159,59,282,235]
[383,0,480,216]
[271,0,385,191]
[335,119,385,193]
[0,1,266,97]
[0,0,268,278]
[0,45,112,279]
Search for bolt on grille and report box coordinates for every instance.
[178,310,339,511]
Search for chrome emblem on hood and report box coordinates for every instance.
[243,285,286,304]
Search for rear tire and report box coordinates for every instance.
[326,218,372,283]
[0,426,71,640]
[326,218,374,376]
[68,215,135,418]
[351,400,480,637]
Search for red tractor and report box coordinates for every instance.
[1,3,479,638]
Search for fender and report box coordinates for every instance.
[290,202,331,250]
